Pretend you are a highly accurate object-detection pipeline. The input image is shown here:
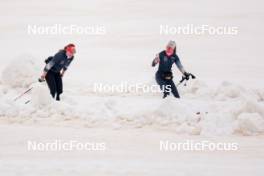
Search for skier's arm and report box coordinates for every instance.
[175,55,186,74]
[43,52,62,72]
[152,54,160,67]
[62,58,73,71]
[174,55,194,79]
[41,52,62,80]
[60,58,73,77]
[60,61,70,76]
[60,69,65,77]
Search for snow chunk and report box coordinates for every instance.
[236,113,264,135]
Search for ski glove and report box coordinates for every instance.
[183,72,196,80]
[152,55,160,67]
[183,72,190,80]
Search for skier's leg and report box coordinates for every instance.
[54,73,63,101]
[168,80,180,98]
[155,72,170,98]
[45,71,57,98]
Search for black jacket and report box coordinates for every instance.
[44,50,73,73]
[152,50,185,74]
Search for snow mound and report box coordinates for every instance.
[235,113,264,135]
[1,88,264,136]
[31,84,53,108]
[0,56,264,136]
[1,54,40,88]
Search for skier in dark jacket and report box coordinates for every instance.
[152,41,192,98]
[40,43,76,101]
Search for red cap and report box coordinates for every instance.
[65,43,76,54]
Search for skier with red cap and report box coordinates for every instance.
[152,41,194,98]
[40,43,76,101]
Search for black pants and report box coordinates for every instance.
[45,71,63,100]
[155,72,180,98]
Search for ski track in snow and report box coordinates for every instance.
[0,56,264,136]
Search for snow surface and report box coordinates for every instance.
[1,56,264,136]
[0,125,263,176]
[0,0,264,175]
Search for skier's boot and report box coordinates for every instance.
[163,92,169,99]
[56,94,60,101]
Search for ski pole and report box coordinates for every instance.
[25,100,31,104]
[176,76,187,86]
[13,87,33,101]
[176,73,196,87]
[38,78,46,83]
[189,73,196,79]
[13,78,46,102]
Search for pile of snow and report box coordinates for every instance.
[1,54,40,88]
[235,113,264,135]
[0,56,264,136]
[31,84,53,108]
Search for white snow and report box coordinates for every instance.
[0,56,263,136]
[0,125,263,176]
[236,113,264,135]
[0,0,264,175]
[1,54,40,88]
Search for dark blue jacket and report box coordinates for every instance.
[152,50,185,74]
[44,50,73,73]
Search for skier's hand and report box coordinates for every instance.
[60,70,65,77]
[152,55,160,67]
[183,72,196,80]
[40,72,47,81]
[183,72,191,80]
[38,78,45,82]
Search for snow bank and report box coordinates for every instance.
[235,113,264,135]
[1,54,40,88]
[0,56,264,136]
